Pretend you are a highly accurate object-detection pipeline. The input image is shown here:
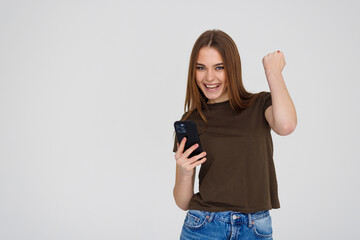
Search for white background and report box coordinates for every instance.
[1,0,359,239]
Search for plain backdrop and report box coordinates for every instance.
[0,0,359,239]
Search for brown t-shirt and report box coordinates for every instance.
[173,91,280,213]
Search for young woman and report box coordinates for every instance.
[172,29,297,239]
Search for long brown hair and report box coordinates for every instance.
[173,29,262,143]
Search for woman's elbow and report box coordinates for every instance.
[278,122,297,136]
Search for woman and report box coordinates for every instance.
[172,29,297,239]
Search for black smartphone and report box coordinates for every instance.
[174,120,204,160]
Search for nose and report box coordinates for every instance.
[206,68,215,81]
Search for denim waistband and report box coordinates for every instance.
[187,209,270,228]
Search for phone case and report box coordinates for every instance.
[174,120,203,159]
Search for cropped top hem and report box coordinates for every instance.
[187,204,280,214]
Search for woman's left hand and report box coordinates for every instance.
[262,50,286,75]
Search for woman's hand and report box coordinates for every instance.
[174,137,207,177]
[262,50,286,76]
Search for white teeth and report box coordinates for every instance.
[205,84,220,88]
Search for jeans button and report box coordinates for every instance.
[233,215,237,219]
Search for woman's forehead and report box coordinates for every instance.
[197,47,223,64]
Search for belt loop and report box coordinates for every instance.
[207,212,215,223]
[248,213,252,227]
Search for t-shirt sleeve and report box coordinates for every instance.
[263,91,272,114]
[172,112,187,153]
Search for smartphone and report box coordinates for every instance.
[174,120,204,160]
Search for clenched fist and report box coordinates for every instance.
[262,50,286,75]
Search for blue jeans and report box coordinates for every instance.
[180,209,273,240]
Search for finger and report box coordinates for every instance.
[183,143,199,159]
[183,154,205,168]
[178,137,187,153]
[188,151,207,163]
[191,157,207,168]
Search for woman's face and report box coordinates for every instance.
[195,47,229,104]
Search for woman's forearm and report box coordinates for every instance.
[266,72,297,134]
[173,166,195,211]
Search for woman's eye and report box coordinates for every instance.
[196,66,223,70]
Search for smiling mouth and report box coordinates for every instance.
[204,83,221,90]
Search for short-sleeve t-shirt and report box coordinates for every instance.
[173,91,280,213]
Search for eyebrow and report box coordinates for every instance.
[196,62,224,66]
